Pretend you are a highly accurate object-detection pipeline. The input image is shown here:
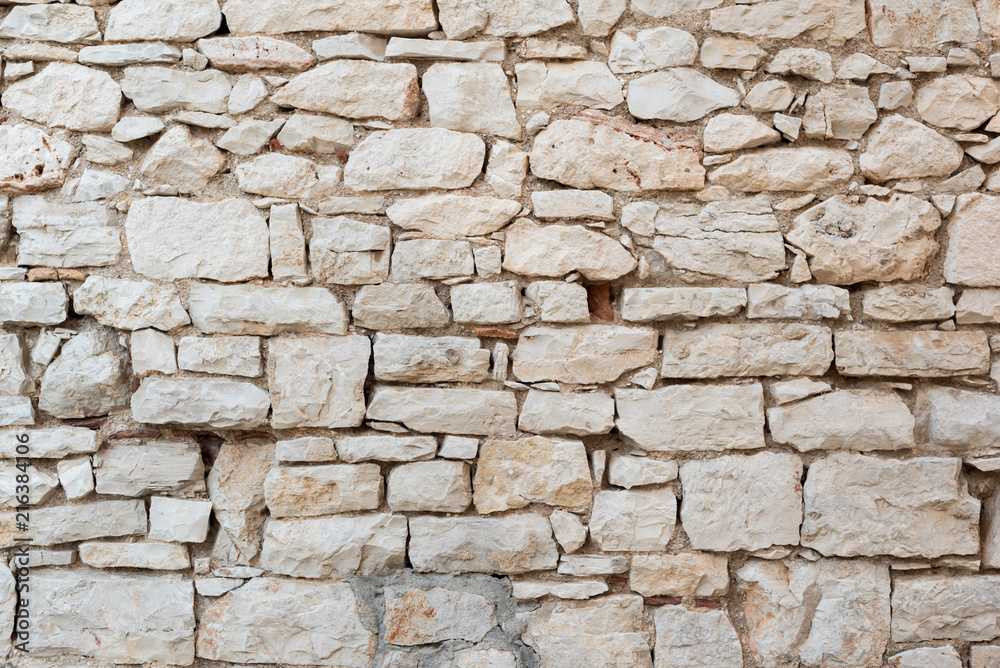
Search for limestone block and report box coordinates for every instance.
[409,514,558,574]
[336,435,437,463]
[0,283,67,327]
[74,276,189,331]
[615,383,765,451]
[681,453,802,552]
[525,281,591,323]
[709,0,864,44]
[264,464,382,517]
[148,497,212,543]
[11,196,121,268]
[196,578,376,665]
[268,336,370,429]
[188,283,348,335]
[94,443,205,496]
[261,514,407,577]
[621,287,746,321]
[473,436,592,514]
[768,390,915,452]
[309,216,390,285]
[945,194,1000,287]
[914,385,1000,450]
[367,386,518,435]
[709,148,854,192]
[869,0,980,47]
[607,454,678,489]
[384,587,495,645]
[374,334,490,383]
[0,124,75,193]
[106,0,220,41]
[222,0,435,35]
[38,327,128,419]
[1,62,120,132]
[891,574,1000,642]
[198,36,316,71]
[661,323,833,378]
[860,116,964,182]
[132,378,271,428]
[737,558,890,668]
[387,461,471,512]
[653,607,742,668]
[390,239,474,281]
[801,453,979,558]
[628,69,739,122]
[630,552,729,597]
[863,286,956,322]
[503,218,637,281]
[424,63,520,139]
[451,282,522,324]
[437,0,574,38]
[345,128,485,191]
[121,66,231,114]
[0,5,101,43]
[512,325,657,384]
[32,569,193,664]
[0,499,146,547]
[834,331,990,377]
[272,61,418,120]
[79,542,190,570]
[518,390,615,436]
[589,487,676,551]
[516,61,623,110]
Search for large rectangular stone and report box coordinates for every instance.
[0,499,146,547]
[268,336,370,429]
[621,287,746,321]
[263,464,382,517]
[12,196,121,267]
[801,453,979,558]
[261,514,407,578]
[222,0,436,35]
[834,331,990,377]
[892,574,1000,642]
[93,443,206,496]
[661,323,833,378]
[615,384,765,451]
[373,334,490,383]
[33,569,194,665]
[0,427,97,458]
[409,515,558,574]
[188,283,348,335]
[512,325,658,384]
[366,386,517,435]
[0,282,67,326]
[336,434,437,462]
[915,386,1000,450]
[131,378,270,428]
[197,578,377,666]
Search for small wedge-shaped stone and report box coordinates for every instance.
[188,283,348,335]
[261,514,407,578]
[512,325,658,384]
[530,111,705,191]
[106,0,220,41]
[409,514,558,574]
[0,500,145,548]
[0,5,101,43]
[616,383,765,451]
[892,574,1000,643]
[710,148,853,191]
[222,0,436,35]
[945,194,1000,287]
[198,36,316,71]
[681,453,803,551]
[662,323,833,378]
[32,569,193,665]
[264,464,382,517]
[621,287,746,321]
[768,389,915,451]
[272,61,418,120]
[367,386,517,435]
[630,552,728,597]
[737,558,890,668]
[590,487,676,551]
[132,378,270,428]
[518,391,615,436]
[374,334,490,383]
[386,195,521,239]
[0,124,75,193]
[785,195,941,284]
[521,595,652,668]
[914,385,1000,451]
[860,116,964,182]
[268,336,370,429]
[437,0,574,38]
[802,453,979,558]
[385,587,496,645]
[474,436,592,514]
[126,198,269,283]
[709,0,865,45]
[345,128,485,191]
[94,443,205,496]
[834,331,990,377]
[503,218,637,281]
[196,578,376,666]
[12,196,121,268]
[121,66,231,114]
[1,63,120,133]
[74,276,189,331]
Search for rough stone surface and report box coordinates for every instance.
[945,194,1000,287]
[512,325,657,384]
[2,63,120,133]
[653,606,742,668]
[710,148,854,192]
[834,331,990,377]
[801,453,980,558]
[409,515,558,574]
[768,389,916,451]
[345,128,485,191]
[891,575,1000,642]
[474,436,592,514]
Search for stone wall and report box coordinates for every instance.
[0,0,999,666]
